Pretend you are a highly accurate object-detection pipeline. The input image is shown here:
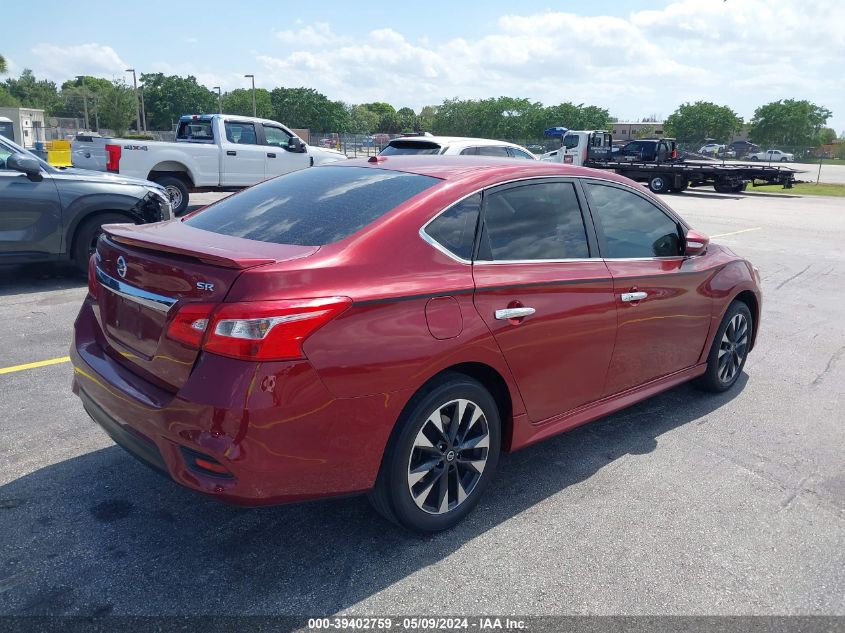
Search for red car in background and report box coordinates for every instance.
[71,157,761,532]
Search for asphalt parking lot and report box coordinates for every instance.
[0,189,843,618]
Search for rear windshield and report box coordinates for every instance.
[186,166,440,246]
[177,119,215,142]
[380,141,443,156]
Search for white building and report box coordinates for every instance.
[0,107,46,148]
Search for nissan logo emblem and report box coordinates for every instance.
[116,256,127,278]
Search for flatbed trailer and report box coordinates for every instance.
[585,157,797,193]
[544,131,799,193]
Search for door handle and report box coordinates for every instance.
[621,291,648,302]
[495,307,536,320]
[267,153,276,158]
[226,150,237,156]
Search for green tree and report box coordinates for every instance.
[417,105,437,132]
[98,80,136,136]
[396,107,417,132]
[664,101,743,143]
[221,88,273,119]
[360,102,401,132]
[54,76,113,128]
[0,54,7,74]
[3,69,61,113]
[139,73,217,130]
[348,105,379,134]
[749,99,832,148]
[270,87,349,132]
[818,127,837,145]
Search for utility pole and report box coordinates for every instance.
[244,74,256,117]
[140,86,147,132]
[75,76,89,131]
[213,86,222,114]
[126,68,141,133]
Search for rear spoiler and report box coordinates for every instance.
[103,224,280,269]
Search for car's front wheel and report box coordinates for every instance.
[369,373,501,532]
[72,213,130,273]
[696,300,753,393]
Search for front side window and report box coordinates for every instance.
[508,148,535,160]
[585,183,682,258]
[263,125,292,148]
[224,121,258,145]
[186,166,439,246]
[563,135,580,149]
[424,194,481,261]
[481,182,589,260]
[0,143,13,170]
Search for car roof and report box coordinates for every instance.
[386,136,527,149]
[332,155,637,186]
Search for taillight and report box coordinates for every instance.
[166,297,351,361]
[105,144,121,172]
[166,303,216,347]
[87,254,98,300]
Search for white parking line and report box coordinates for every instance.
[711,227,762,238]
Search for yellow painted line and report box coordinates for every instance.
[711,227,762,238]
[0,356,71,375]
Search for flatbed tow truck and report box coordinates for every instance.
[541,130,798,194]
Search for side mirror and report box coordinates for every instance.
[7,153,43,182]
[685,228,709,256]
[287,137,307,153]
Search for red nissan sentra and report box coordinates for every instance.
[71,157,761,532]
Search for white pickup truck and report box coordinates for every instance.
[96,114,346,213]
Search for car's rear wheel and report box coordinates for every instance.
[780,157,789,162]
[749,156,758,161]
[368,373,501,532]
[695,301,753,393]
[153,175,189,215]
[71,213,130,273]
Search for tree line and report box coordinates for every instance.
[0,61,836,148]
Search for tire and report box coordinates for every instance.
[780,157,788,162]
[648,174,671,194]
[695,301,753,393]
[153,175,189,215]
[368,373,501,532]
[749,156,758,161]
[675,179,689,192]
[71,213,130,273]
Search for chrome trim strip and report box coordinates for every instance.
[475,258,595,265]
[95,266,178,314]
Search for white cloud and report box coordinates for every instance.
[29,43,127,82]
[256,0,844,128]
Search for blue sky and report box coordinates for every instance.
[3,0,842,131]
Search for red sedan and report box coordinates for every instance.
[71,157,761,532]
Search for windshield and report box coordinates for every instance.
[0,135,53,171]
[186,166,440,246]
[380,141,443,156]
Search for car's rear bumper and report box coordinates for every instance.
[71,299,409,505]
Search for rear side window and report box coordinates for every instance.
[423,194,481,261]
[481,182,589,260]
[177,120,214,141]
[508,148,535,160]
[476,146,510,157]
[186,166,440,246]
[380,141,442,155]
[584,183,682,258]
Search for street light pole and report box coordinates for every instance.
[140,86,147,132]
[213,86,222,114]
[244,74,256,117]
[126,68,141,133]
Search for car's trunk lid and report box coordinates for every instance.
[94,222,319,391]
